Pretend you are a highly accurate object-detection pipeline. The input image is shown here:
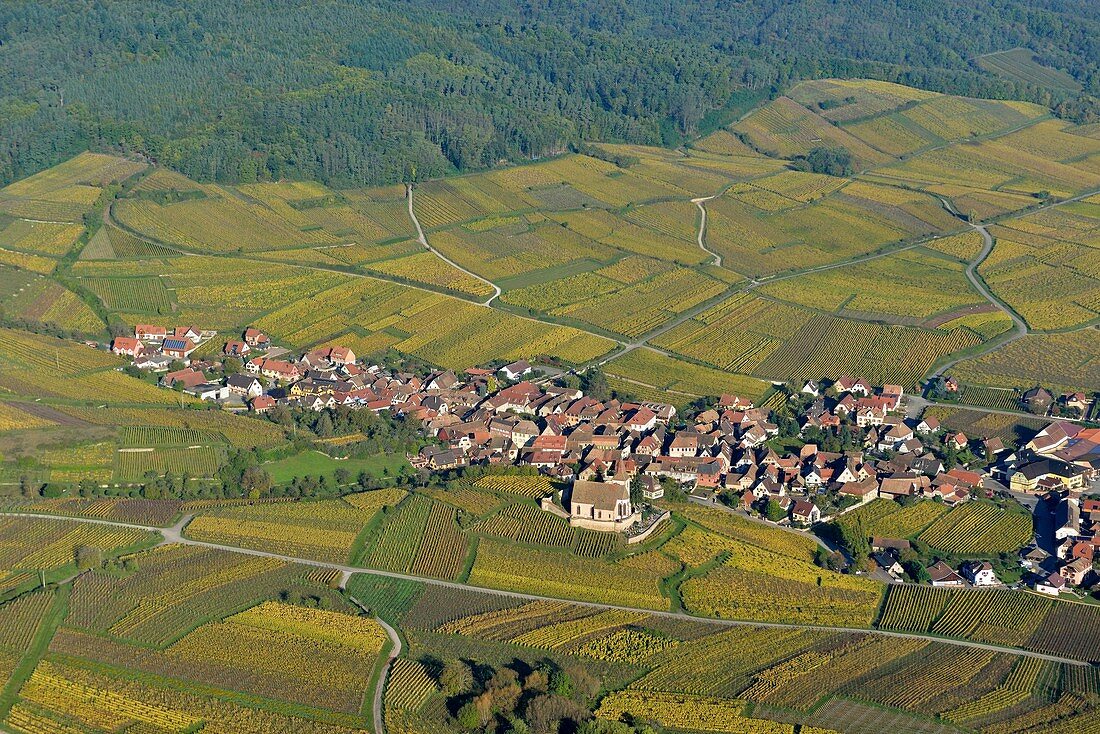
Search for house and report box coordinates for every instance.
[1036,572,1068,596]
[1071,540,1094,561]
[569,479,635,531]
[162,368,205,389]
[928,561,964,587]
[1023,386,1055,414]
[499,360,533,381]
[982,437,1006,456]
[838,478,878,505]
[135,324,167,342]
[1027,422,1075,455]
[1010,457,1088,493]
[1054,498,1080,541]
[961,560,999,587]
[946,432,968,450]
[639,475,664,501]
[243,327,270,348]
[161,337,196,360]
[133,353,172,372]
[668,433,699,458]
[945,467,982,488]
[856,407,885,428]
[173,326,202,342]
[836,376,871,395]
[802,380,820,396]
[625,407,657,433]
[326,346,356,366]
[879,475,929,498]
[250,395,276,413]
[111,337,144,357]
[915,417,940,434]
[252,358,301,383]
[223,340,250,358]
[1020,545,1048,570]
[422,447,467,471]
[873,550,904,578]
[718,394,753,410]
[1062,556,1093,587]
[880,384,904,410]
[790,499,820,525]
[1064,392,1090,413]
[226,374,263,399]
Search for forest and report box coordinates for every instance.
[0,0,1098,187]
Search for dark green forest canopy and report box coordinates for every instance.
[1,0,1098,187]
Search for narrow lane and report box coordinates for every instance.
[691,194,722,267]
[406,185,501,307]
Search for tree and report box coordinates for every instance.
[41,483,64,498]
[904,558,931,584]
[75,544,103,570]
[525,694,587,734]
[580,369,610,402]
[837,515,872,562]
[241,466,272,499]
[764,498,786,522]
[455,701,481,731]
[791,146,853,176]
[440,659,473,696]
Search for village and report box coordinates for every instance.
[110,323,1100,600]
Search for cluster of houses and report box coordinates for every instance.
[1027,444,1100,595]
[111,324,218,371]
[109,328,1100,556]
[874,419,1100,595]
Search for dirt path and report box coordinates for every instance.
[406,185,501,307]
[3,511,1086,666]
[691,194,723,267]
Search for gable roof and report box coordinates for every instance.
[571,480,628,511]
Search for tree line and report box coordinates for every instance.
[0,0,1097,187]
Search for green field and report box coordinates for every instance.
[262,450,409,485]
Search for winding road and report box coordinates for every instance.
[3,511,1088,667]
[691,194,723,267]
[407,185,501,307]
[101,166,1100,422]
[927,206,1029,379]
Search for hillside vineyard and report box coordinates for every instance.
[1,9,1100,730]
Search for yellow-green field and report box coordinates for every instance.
[2,77,1098,402]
